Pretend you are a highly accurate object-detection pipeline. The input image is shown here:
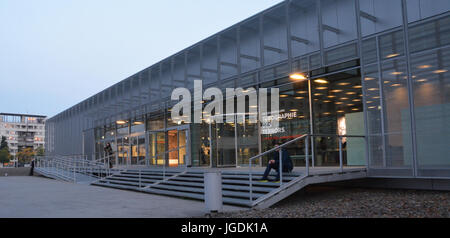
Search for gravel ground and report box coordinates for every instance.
[211,187,450,218]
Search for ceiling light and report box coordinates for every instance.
[331,89,343,93]
[433,69,448,74]
[417,65,432,69]
[314,79,329,84]
[290,73,307,81]
[116,120,127,125]
[391,72,403,75]
[386,53,400,58]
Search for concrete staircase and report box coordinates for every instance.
[91,169,303,207]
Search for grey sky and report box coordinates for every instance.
[0,0,283,118]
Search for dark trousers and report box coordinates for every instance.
[262,163,291,180]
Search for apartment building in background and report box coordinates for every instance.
[0,113,46,166]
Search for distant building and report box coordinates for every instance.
[0,113,46,165]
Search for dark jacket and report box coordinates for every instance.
[273,148,293,171]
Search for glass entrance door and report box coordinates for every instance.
[117,137,129,166]
[167,130,179,167]
[147,126,189,167]
[148,131,166,166]
[211,120,237,167]
[130,134,146,166]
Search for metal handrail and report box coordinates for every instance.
[248,133,367,205]
[35,155,113,182]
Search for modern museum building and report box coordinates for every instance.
[45,0,450,185]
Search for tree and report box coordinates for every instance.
[35,146,45,156]
[0,136,9,151]
[17,148,35,165]
[0,148,10,165]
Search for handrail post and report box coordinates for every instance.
[305,135,310,177]
[249,158,253,204]
[339,137,344,173]
[73,159,76,183]
[139,169,142,188]
[279,149,283,186]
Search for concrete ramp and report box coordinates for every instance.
[35,167,98,184]
[253,168,367,209]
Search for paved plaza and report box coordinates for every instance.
[0,176,244,218]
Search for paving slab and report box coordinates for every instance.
[0,176,246,218]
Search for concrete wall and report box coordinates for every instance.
[0,168,31,177]
[326,178,450,191]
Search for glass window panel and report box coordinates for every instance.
[407,0,450,23]
[321,0,357,48]
[363,65,382,135]
[411,48,450,177]
[290,0,320,57]
[381,59,413,169]
[379,30,405,60]
[261,80,311,167]
[325,43,358,66]
[362,38,378,65]
[409,20,438,53]
[310,53,321,70]
[263,5,288,66]
[359,0,403,37]
[311,69,365,166]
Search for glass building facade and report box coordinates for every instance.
[46,0,450,179]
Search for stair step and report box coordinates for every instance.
[93,181,142,191]
[222,197,252,207]
[152,184,265,199]
[107,176,159,184]
[98,179,149,187]
[114,174,169,180]
[141,187,204,201]
[120,172,179,177]
[157,180,275,193]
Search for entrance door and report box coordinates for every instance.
[148,131,166,166]
[117,137,130,166]
[167,130,179,167]
[130,134,146,166]
[211,121,237,167]
[147,126,189,167]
